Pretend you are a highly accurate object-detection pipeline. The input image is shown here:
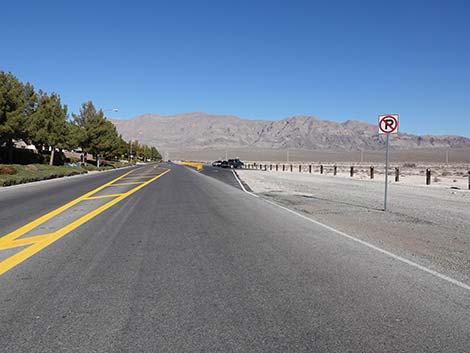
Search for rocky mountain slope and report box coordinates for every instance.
[111,112,470,151]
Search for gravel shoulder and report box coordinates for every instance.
[237,169,470,285]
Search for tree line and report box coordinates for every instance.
[0,71,160,165]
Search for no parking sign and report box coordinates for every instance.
[379,114,399,211]
[378,115,399,134]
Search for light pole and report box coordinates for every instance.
[103,108,119,113]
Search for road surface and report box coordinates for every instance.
[0,163,469,352]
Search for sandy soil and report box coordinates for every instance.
[243,163,470,190]
[237,169,470,285]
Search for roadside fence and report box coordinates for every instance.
[242,163,470,189]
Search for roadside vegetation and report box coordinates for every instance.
[0,164,85,186]
[0,70,161,186]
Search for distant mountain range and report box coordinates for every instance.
[111,113,470,152]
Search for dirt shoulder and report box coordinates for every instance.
[237,169,470,285]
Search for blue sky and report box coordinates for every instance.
[2,0,469,136]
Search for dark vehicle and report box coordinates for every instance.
[220,160,230,168]
[228,159,244,168]
[212,160,223,167]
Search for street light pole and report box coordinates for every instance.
[103,108,119,113]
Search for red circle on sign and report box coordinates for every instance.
[379,115,398,134]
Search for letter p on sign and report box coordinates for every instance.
[378,114,399,134]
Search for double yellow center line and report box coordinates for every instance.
[0,168,170,276]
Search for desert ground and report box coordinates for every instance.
[236,167,470,287]
[241,162,470,189]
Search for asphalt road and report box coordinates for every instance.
[0,163,469,352]
[200,165,242,189]
[201,165,253,192]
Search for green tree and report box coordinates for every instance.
[150,146,161,160]
[110,136,129,160]
[72,101,122,166]
[27,91,68,165]
[127,139,161,162]
[0,71,37,162]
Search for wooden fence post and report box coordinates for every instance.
[426,169,431,185]
[334,165,337,176]
[309,165,312,173]
[320,165,324,174]
[370,166,374,179]
[350,166,354,177]
[290,164,293,172]
[299,165,302,173]
[395,167,400,182]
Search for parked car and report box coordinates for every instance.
[228,159,244,168]
[212,160,223,167]
[220,160,230,168]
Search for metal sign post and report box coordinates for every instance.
[378,114,399,211]
[384,134,390,211]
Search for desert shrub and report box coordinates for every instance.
[0,164,86,187]
[403,163,417,168]
[0,166,17,175]
[25,164,38,172]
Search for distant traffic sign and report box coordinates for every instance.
[378,115,399,134]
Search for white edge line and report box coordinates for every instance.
[235,170,470,292]
[232,170,259,198]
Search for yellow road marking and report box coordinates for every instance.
[83,194,124,200]
[121,175,156,179]
[0,169,135,244]
[0,168,170,276]
[108,182,144,186]
[126,174,162,177]
[0,234,53,250]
